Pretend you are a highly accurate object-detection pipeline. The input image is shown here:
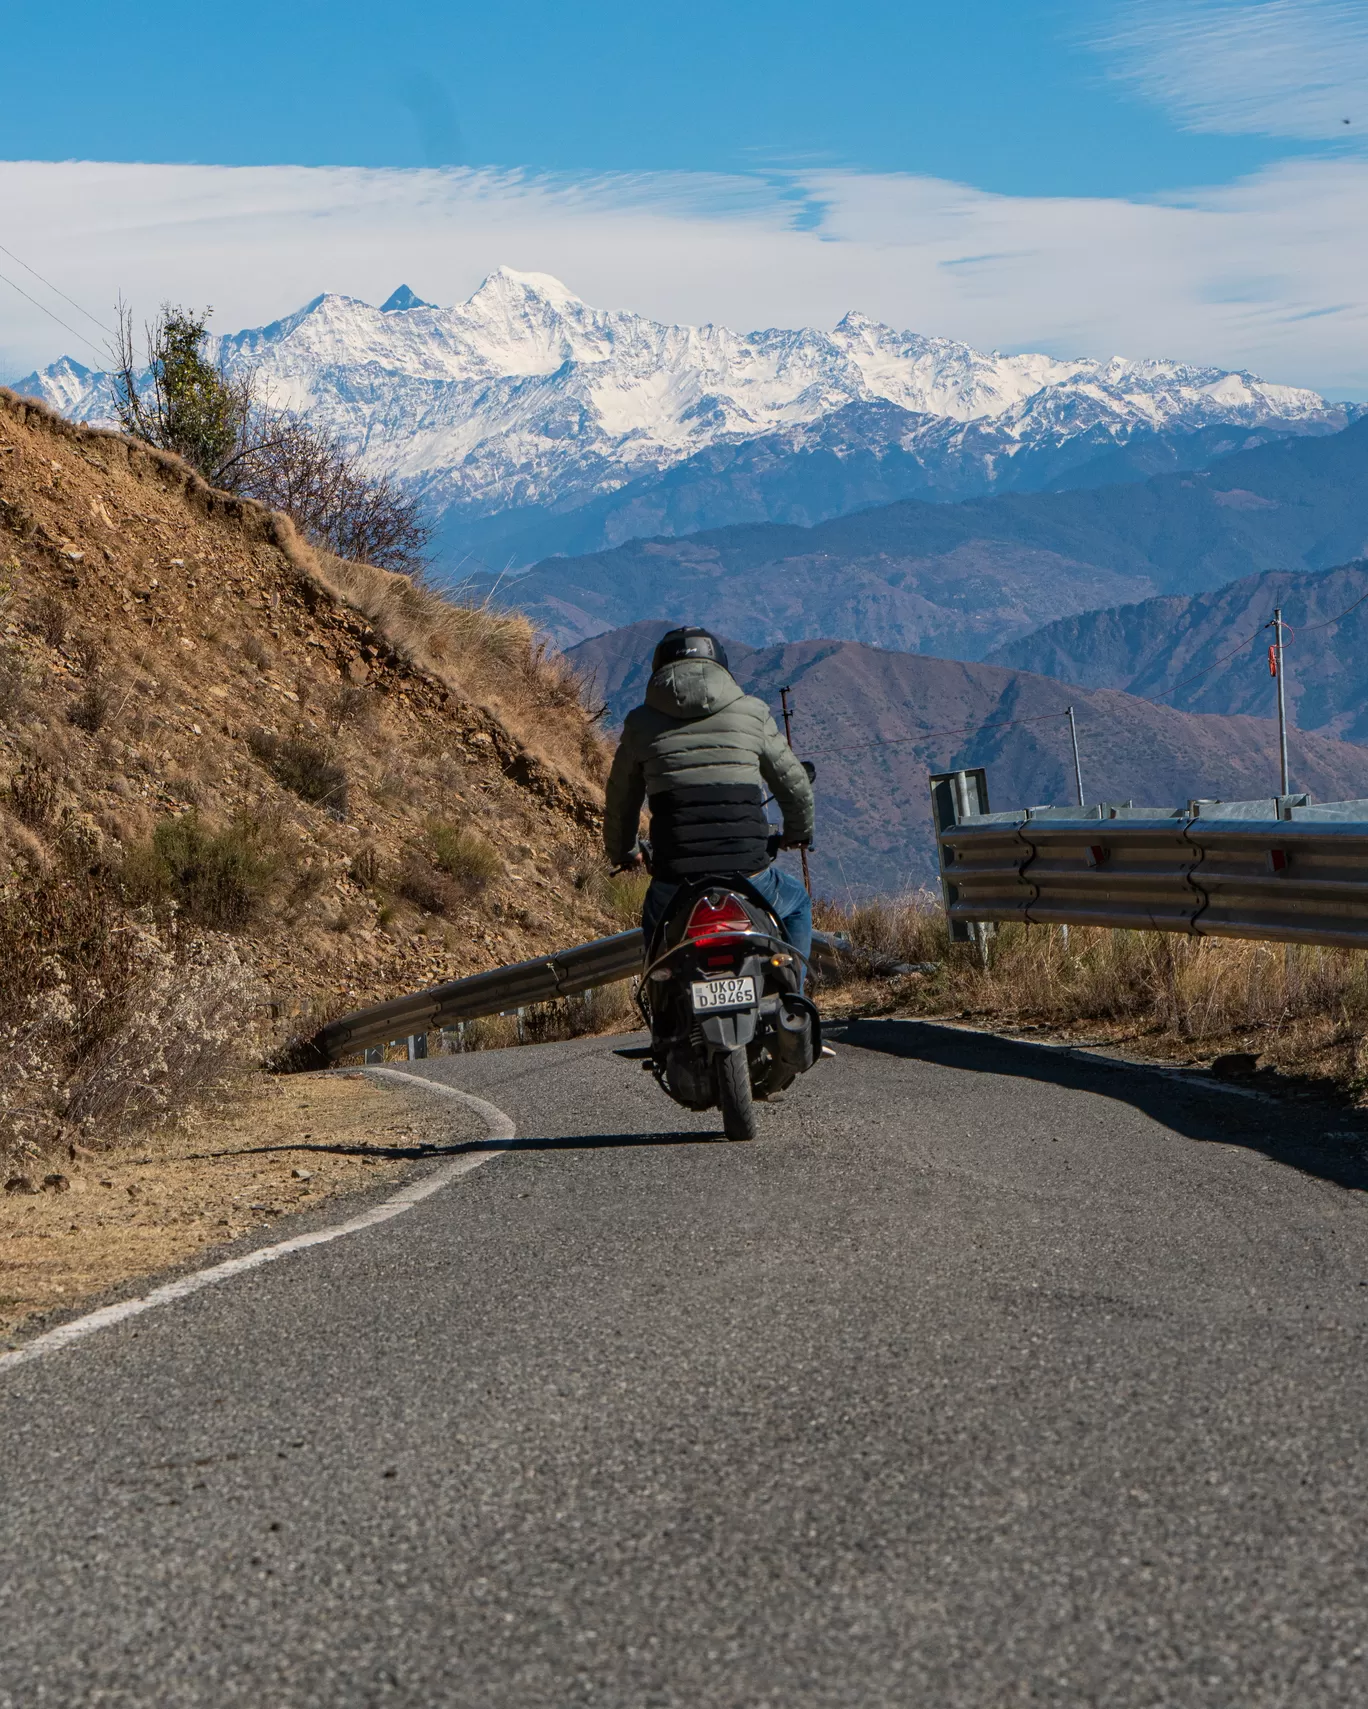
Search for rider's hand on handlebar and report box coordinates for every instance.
[610,850,645,875]
[776,836,811,851]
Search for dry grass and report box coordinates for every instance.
[313,551,606,787]
[816,891,1368,1099]
[428,820,501,888]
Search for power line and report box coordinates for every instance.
[0,239,113,336]
[1144,566,1368,703]
[1289,576,1368,635]
[1149,620,1272,699]
[0,267,108,364]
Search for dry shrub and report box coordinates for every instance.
[122,812,278,928]
[237,416,431,575]
[68,678,113,734]
[29,592,68,649]
[550,858,648,926]
[241,634,271,671]
[0,647,27,721]
[395,851,460,917]
[62,933,261,1140]
[815,889,944,968]
[7,760,59,829]
[600,867,650,926]
[350,843,380,887]
[0,864,261,1162]
[247,728,348,815]
[322,682,372,735]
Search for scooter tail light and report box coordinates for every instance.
[683,894,753,944]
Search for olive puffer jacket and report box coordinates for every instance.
[603,658,815,881]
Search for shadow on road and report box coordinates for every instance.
[193,1130,723,1164]
[836,1018,1368,1195]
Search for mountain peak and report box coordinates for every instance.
[381,284,436,313]
[469,267,583,309]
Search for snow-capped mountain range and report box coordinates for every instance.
[18,268,1354,576]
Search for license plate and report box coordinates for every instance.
[690,975,757,1013]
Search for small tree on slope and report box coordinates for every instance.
[112,303,431,576]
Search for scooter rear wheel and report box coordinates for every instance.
[715,1045,758,1142]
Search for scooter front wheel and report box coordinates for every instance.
[715,1045,758,1142]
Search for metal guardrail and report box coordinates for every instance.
[937,793,1368,949]
[301,930,646,1067]
[288,925,894,1070]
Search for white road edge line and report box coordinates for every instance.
[0,1068,514,1377]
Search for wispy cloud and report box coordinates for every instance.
[0,157,1365,396]
[1097,0,1368,140]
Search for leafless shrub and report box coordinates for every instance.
[395,852,461,917]
[62,930,261,1142]
[30,593,68,649]
[322,683,372,735]
[241,634,271,672]
[246,728,348,816]
[74,634,102,674]
[235,415,431,575]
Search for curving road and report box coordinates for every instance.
[4,1021,1368,1706]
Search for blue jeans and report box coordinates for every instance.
[642,866,813,966]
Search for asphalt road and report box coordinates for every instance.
[4,1021,1368,1707]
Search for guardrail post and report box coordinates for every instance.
[406,1033,427,1061]
[364,1046,382,1065]
[929,767,994,947]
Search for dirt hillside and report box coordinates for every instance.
[0,386,619,1165]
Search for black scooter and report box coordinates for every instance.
[633,852,822,1141]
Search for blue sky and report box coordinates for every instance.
[2,0,1367,392]
[0,0,1344,193]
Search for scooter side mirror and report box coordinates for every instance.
[802,760,816,782]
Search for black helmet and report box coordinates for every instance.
[651,626,729,674]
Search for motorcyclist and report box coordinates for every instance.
[603,626,816,966]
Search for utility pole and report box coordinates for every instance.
[1066,706,1085,808]
[778,685,813,896]
[1272,608,1290,796]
